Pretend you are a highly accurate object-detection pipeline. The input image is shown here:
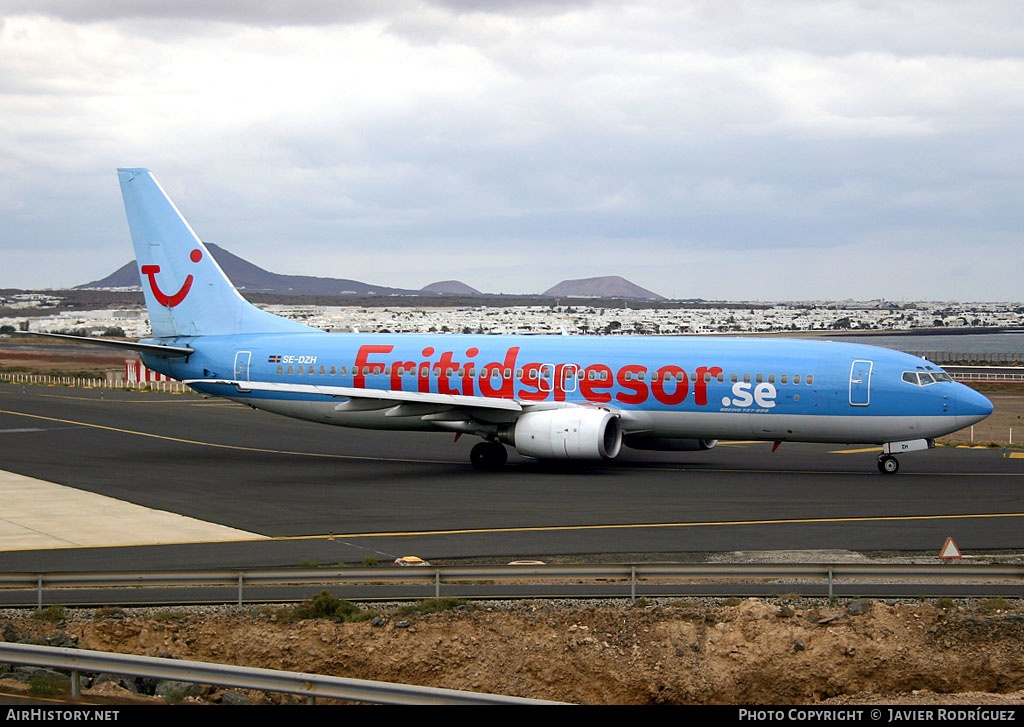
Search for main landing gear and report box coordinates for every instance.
[877,455,900,474]
[471,441,508,471]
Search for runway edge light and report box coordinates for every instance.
[939,537,962,560]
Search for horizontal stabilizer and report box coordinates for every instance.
[13,331,194,357]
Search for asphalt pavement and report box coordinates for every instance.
[0,382,1022,573]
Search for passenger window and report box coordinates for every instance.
[793,374,801,384]
[781,374,788,384]
[743,374,750,384]
[504,369,512,378]
[276,365,283,374]
[756,374,763,383]
[319,366,325,375]
[340,366,347,375]
[806,375,813,385]
[287,365,294,374]
[768,374,775,384]
[704,372,711,383]
[717,373,724,383]
[330,366,336,375]
[731,373,738,383]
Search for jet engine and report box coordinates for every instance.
[623,436,718,452]
[500,409,622,460]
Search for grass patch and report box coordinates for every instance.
[28,673,69,697]
[31,606,65,623]
[163,687,187,704]
[362,557,379,567]
[979,597,1015,612]
[288,591,374,622]
[151,608,189,623]
[394,598,472,617]
[934,597,957,610]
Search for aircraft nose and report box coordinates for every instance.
[955,384,994,426]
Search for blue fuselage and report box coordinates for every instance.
[144,333,993,444]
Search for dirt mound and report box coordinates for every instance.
[4,599,1024,705]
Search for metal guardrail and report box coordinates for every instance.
[951,372,1024,382]
[0,642,562,705]
[909,352,1024,365]
[2,563,1022,607]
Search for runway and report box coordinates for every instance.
[0,381,1022,572]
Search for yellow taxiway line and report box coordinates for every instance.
[0,408,452,465]
[7,511,1024,553]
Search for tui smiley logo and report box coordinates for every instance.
[141,248,203,307]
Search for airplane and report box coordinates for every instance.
[25,168,994,473]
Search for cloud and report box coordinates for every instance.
[1,1,1022,299]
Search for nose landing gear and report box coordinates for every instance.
[876,438,933,474]
[877,455,900,474]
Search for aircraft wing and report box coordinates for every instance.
[184,379,525,412]
[183,379,648,437]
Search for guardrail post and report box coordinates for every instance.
[71,670,81,699]
[630,566,636,604]
[828,568,834,599]
[237,573,244,612]
[36,575,43,611]
[435,570,440,599]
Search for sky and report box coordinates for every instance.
[1,1,1023,301]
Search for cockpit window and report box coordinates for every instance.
[902,370,953,386]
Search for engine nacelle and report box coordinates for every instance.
[501,409,622,460]
[623,436,718,452]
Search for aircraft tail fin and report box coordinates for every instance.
[117,168,318,338]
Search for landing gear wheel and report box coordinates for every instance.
[471,441,508,471]
[877,455,899,474]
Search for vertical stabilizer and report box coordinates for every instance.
[117,168,318,338]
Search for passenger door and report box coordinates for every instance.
[849,359,872,407]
